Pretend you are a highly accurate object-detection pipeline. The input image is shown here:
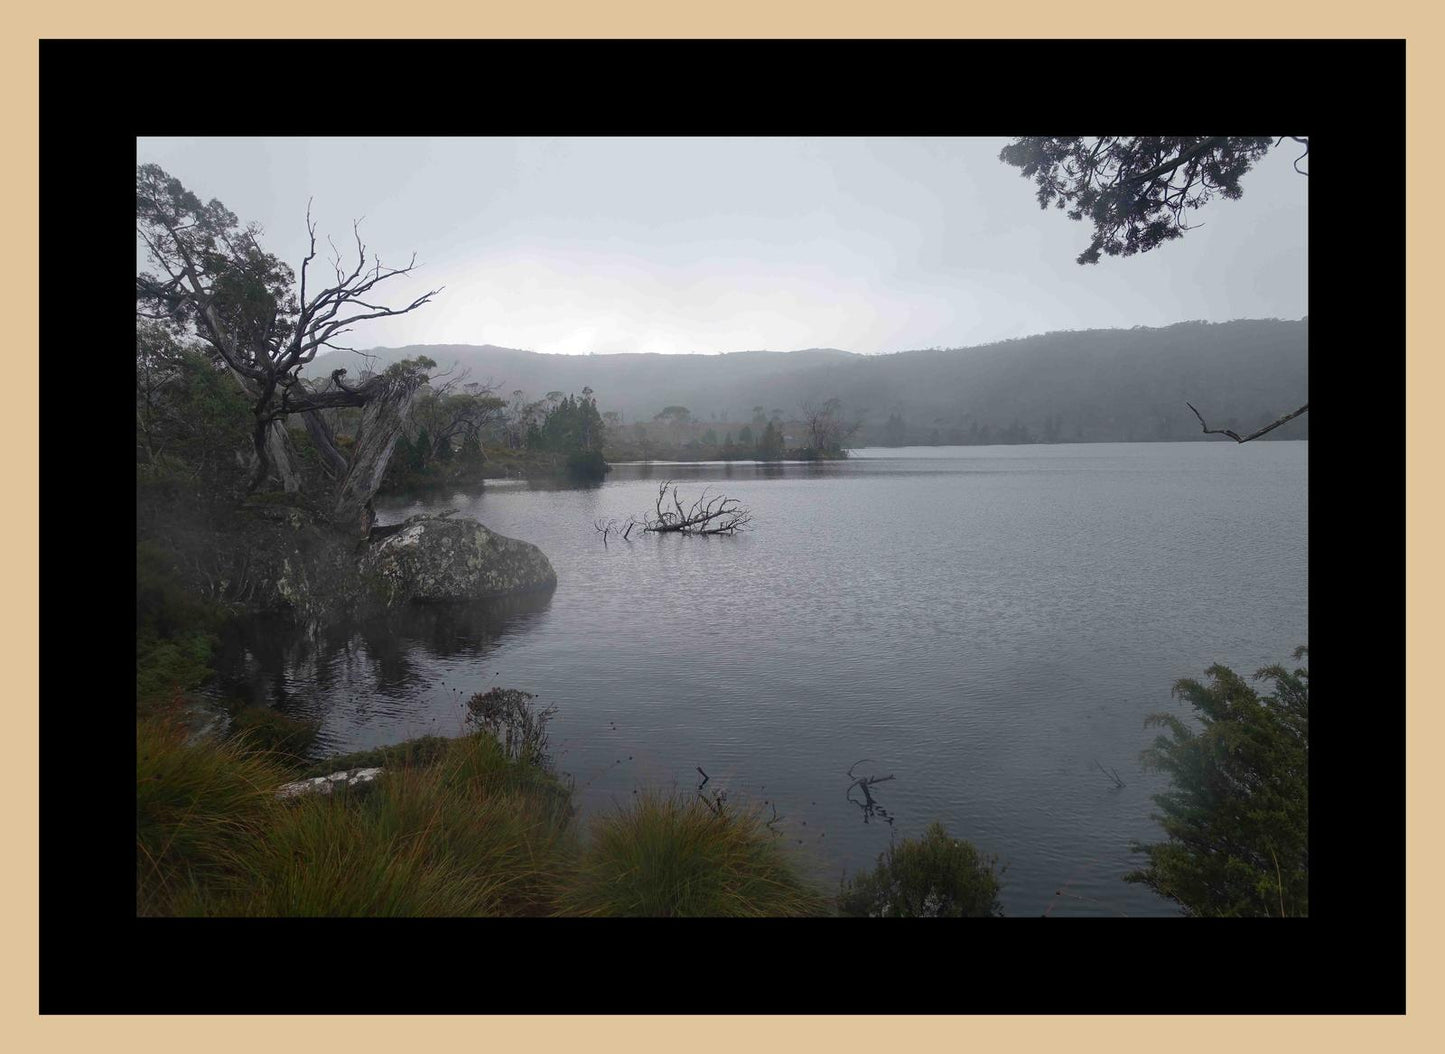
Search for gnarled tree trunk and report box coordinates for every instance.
[301,409,350,479]
[259,418,301,493]
[331,373,423,538]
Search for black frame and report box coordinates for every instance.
[42,38,1403,1014]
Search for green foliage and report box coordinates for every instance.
[135,633,215,710]
[227,706,321,762]
[137,165,299,342]
[1125,648,1309,917]
[998,136,1279,265]
[464,688,558,768]
[135,541,223,709]
[757,419,785,460]
[533,393,607,455]
[838,821,1004,917]
[135,323,253,504]
[561,791,829,917]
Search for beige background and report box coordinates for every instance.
[5,4,1433,1049]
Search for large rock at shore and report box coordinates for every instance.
[361,514,558,604]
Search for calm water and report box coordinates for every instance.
[211,442,1308,916]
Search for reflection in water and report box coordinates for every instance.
[206,592,554,751]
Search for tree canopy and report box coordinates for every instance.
[998,136,1301,265]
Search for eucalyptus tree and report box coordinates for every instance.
[135,164,443,532]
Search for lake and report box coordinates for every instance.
[210,442,1308,916]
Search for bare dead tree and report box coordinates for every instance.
[1186,401,1309,444]
[799,397,862,457]
[638,481,752,535]
[136,164,442,519]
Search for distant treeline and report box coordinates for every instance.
[316,318,1307,447]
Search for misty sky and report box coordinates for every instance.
[135,137,1308,356]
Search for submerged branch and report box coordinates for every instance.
[639,480,752,535]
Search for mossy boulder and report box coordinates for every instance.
[361,515,557,605]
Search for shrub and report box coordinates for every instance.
[465,688,558,768]
[136,541,222,710]
[1125,648,1309,917]
[838,821,1004,917]
[561,791,829,917]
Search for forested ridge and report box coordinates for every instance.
[321,317,1307,445]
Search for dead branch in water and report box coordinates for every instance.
[1093,760,1126,789]
[846,759,896,825]
[641,480,752,535]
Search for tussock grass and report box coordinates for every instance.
[140,718,827,917]
[139,720,577,916]
[559,791,830,917]
[137,715,289,915]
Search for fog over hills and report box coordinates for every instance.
[310,318,1308,444]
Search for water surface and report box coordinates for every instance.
[212,442,1308,916]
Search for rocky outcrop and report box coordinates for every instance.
[156,503,556,624]
[361,514,558,604]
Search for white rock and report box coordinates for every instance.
[276,768,385,800]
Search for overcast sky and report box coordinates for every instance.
[135,137,1307,356]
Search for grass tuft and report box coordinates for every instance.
[560,790,829,917]
[139,723,576,916]
[136,715,289,915]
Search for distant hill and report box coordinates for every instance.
[308,319,1308,443]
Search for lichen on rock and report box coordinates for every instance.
[360,514,557,605]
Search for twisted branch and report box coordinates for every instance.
[1186,401,1309,443]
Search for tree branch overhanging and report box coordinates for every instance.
[1185,401,1309,443]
